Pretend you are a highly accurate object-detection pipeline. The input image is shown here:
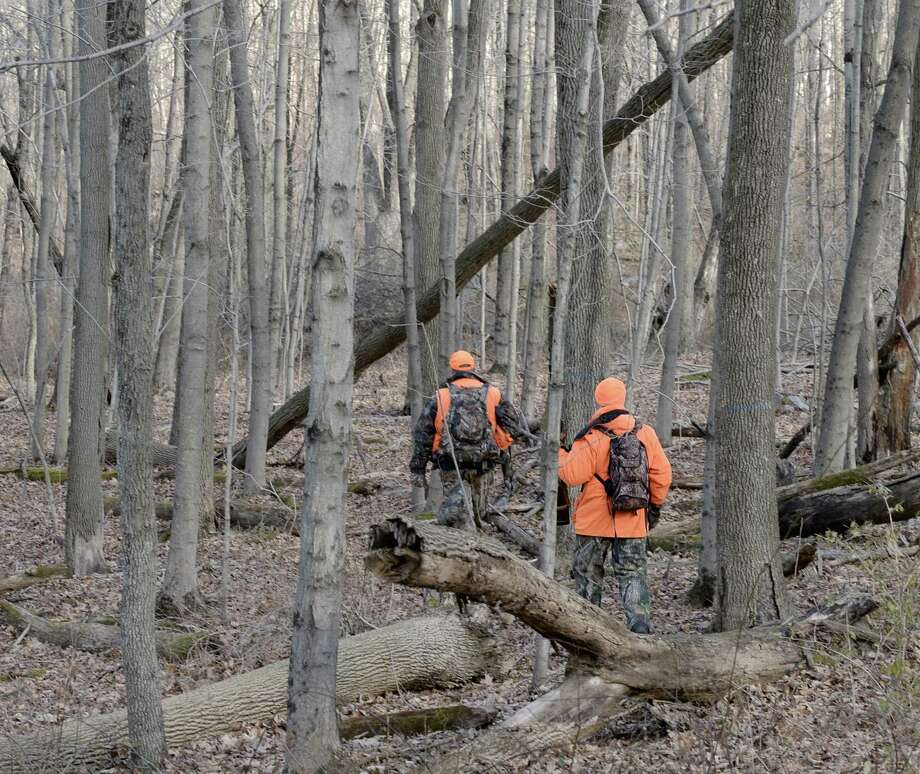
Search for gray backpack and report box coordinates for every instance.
[594,423,650,512]
[442,384,500,469]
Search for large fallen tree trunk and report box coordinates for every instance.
[366,519,876,770]
[0,614,493,771]
[0,601,216,662]
[230,13,736,469]
[105,496,298,534]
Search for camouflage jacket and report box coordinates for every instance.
[409,380,531,474]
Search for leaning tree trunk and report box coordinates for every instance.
[65,0,111,577]
[815,0,920,476]
[286,1,360,770]
[224,0,273,493]
[109,0,167,762]
[0,616,493,772]
[161,0,216,613]
[713,0,795,631]
[230,14,737,469]
[877,38,920,455]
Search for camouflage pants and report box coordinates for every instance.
[437,468,492,531]
[573,535,650,632]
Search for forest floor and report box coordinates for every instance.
[1,352,919,772]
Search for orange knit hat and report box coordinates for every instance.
[449,350,476,371]
[594,377,627,408]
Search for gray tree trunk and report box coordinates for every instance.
[270,0,291,396]
[656,0,693,446]
[388,0,425,511]
[714,0,794,631]
[109,0,167,761]
[493,0,523,375]
[561,0,629,439]
[286,1,359,769]
[413,0,447,391]
[31,68,56,460]
[533,0,596,688]
[224,0,273,493]
[161,0,217,613]
[815,0,920,476]
[65,0,111,577]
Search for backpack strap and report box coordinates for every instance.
[573,409,631,442]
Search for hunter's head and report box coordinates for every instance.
[448,350,477,373]
[595,377,627,409]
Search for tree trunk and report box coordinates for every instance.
[656,0,693,446]
[413,0,447,393]
[230,14,737,468]
[31,69,56,461]
[713,0,794,631]
[533,0,596,689]
[815,0,920,476]
[877,39,920,455]
[224,0,272,493]
[65,0,111,577]
[387,0,425,510]
[270,0,291,396]
[153,224,184,392]
[110,0,166,761]
[286,2,360,769]
[161,0,216,613]
[0,616,493,772]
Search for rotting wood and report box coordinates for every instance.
[0,601,216,662]
[0,615,494,771]
[339,703,496,740]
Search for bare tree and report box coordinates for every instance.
[533,0,597,689]
[286,0,359,768]
[224,0,273,493]
[878,40,920,454]
[109,0,166,760]
[714,0,794,631]
[815,0,920,476]
[65,0,111,577]
[161,0,217,613]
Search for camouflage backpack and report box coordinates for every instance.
[594,421,650,512]
[442,383,500,469]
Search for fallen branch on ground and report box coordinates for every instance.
[0,564,70,596]
[0,601,216,662]
[0,615,494,771]
[339,704,496,740]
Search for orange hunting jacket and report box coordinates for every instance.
[558,405,672,538]
[432,377,514,454]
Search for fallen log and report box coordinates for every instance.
[0,601,216,662]
[367,518,876,697]
[484,505,542,556]
[339,703,495,740]
[105,496,298,535]
[231,13,737,469]
[0,614,493,771]
[104,431,179,467]
[782,542,817,577]
[366,519,875,770]
[0,564,70,596]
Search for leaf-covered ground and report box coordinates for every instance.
[0,353,918,772]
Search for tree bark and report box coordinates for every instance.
[110,0,167,759]
[713,0,794,631]
[230,13,737,469]
[224,0,273,493]
[286,2,360,769]
[815,0,920,475]
[877,40,920,455]
[161,0,217,614]
[65,0,111,577]
[0,616,493,772]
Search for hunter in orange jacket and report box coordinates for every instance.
[558,378,672,539]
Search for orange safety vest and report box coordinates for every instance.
[432,377,513,453]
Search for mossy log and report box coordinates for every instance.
[0,564,70,595]
[339,703,496,740]
[0,601,215,662]
[367,519,875,771]
[0,466,117,483]
[0,615,494,771]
